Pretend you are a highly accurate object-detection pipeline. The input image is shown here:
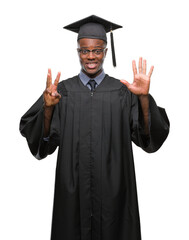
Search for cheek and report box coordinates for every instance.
[79,57,87,71]
[79,56,85,65]
[99,56,105,65]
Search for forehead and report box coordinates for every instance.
[78,38,105,48]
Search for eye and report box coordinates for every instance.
[81,49,89,55]
[94,49,103,55]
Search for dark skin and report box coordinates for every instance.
[43,68,61,137]
[43,38,154,136]
[43,38,107,136]
[77,38,107,78]
[120,58,154,135]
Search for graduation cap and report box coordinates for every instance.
[63,15,122,67]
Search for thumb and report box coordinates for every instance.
[120,79,130,88]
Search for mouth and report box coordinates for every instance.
[85,62,98,69]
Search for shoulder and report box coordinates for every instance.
[57,75,79,93]
[59,75,78,87]
[102,74,129,92]
[106,75,123,87]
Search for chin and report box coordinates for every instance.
[83,68,102,78]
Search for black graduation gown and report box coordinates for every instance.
[20,74,169,240]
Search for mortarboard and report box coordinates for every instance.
[63,15,122,67]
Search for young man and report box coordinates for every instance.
[20,15,169,240]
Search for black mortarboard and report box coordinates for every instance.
[63,15,122,67]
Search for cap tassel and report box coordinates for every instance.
[110,30,116,67]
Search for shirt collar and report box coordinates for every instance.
[79,70,105,86]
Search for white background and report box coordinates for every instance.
[1,0,189,239]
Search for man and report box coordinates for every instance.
[20,15,169,240]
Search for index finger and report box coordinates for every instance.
[46,68,52,88]
[54,72,61,87]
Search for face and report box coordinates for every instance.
[78,38,107,78]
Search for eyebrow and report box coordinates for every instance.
[80,46,104,49]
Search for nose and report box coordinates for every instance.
[87,51,95,60]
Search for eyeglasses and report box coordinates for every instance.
[77,48,106,56]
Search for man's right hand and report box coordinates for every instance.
[43,68,61,107]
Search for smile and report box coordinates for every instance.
[86,62,98,69]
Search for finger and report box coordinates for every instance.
[46,88,51,94]
[54,72,61,87]
[120,79,131,88]
[143,59,146,74]
[132,60,137,76]
[148,66,154,78]
[138,57,142,73]
[51,91,61,98]
[46,68,52,88]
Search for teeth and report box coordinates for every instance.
[87,63,96,68]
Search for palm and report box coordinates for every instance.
[121,57,154,96]
[129,73,150,95]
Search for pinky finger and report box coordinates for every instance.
[132,60,137,76]
[148,66,154,78]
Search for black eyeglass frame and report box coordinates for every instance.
[77,48,107,56]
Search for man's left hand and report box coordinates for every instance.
[120,57,154,96]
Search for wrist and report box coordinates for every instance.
[43,102,54,109]
[138,94,149,115]
[43,104,54,119]
[138,94,149,101]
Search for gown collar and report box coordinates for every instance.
[79,70,105,87]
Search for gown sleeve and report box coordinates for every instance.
[19,95,60,160]
[129,92,170,153]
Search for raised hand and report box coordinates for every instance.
[120,57,154,96]
[43,69,61,107]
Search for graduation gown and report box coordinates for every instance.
[20,74,169,240]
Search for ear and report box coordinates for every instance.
[104,48,108,57]
[77,39,80,48]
